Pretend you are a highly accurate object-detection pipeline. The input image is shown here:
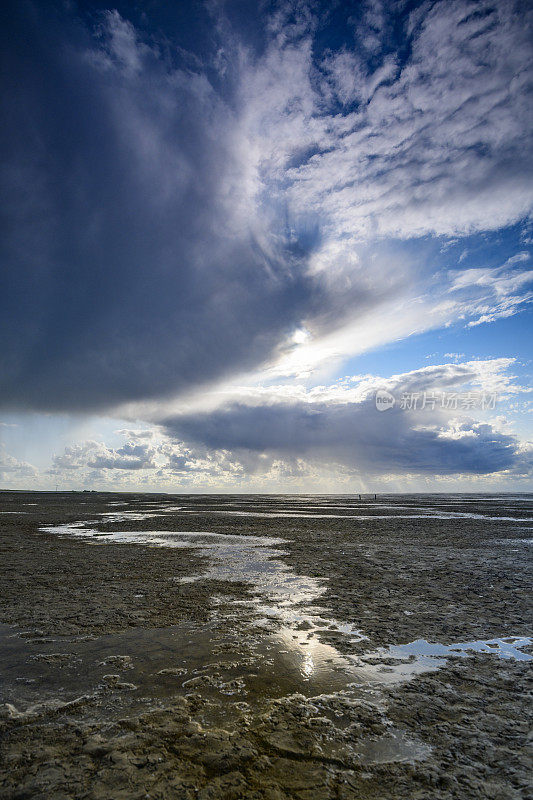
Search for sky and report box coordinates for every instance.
[1,0,532,493]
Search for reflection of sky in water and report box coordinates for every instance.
[388,636,532,660]
[42,524,320,609]
[41,509,533,687]
[98,511,165,522]
[347,636,533,686]
[178,509,532,522]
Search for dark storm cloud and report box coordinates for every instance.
[161,360,530,477]
[0,4,313,412]
[1,0,532,418]
[162,399,520,476]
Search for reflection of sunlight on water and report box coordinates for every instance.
[302,653,314,678]
[273,624,360,684]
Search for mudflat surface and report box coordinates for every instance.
[0,492,532,799]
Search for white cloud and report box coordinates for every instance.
[215,0,533,380]
[0,444,37,482]
[449,265,533,295]
[239,0,533,248]
[51,440,158,472]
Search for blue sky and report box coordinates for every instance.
[1,0,532,492]
[341,224,533,376]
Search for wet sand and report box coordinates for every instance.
[0,492,532,799]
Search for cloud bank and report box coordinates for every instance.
[158,359,533,479]
[1,358,523,491]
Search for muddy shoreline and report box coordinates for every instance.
[0,492,531,799]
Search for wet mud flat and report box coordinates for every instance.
[0,492,532,799]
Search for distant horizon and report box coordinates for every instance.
[2,489,533,497]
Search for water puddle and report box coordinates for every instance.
[388,636,532,661]
[40,520,532,679]
[98,510,184,522]
[26,514,532,767]
[176,509,532,522]
[357,730,432,764]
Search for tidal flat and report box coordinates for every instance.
[0,492,532,799]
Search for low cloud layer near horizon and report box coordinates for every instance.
[160,360,533,479]
[1,0,532,487]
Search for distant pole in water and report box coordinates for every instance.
[374,493,377,500]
